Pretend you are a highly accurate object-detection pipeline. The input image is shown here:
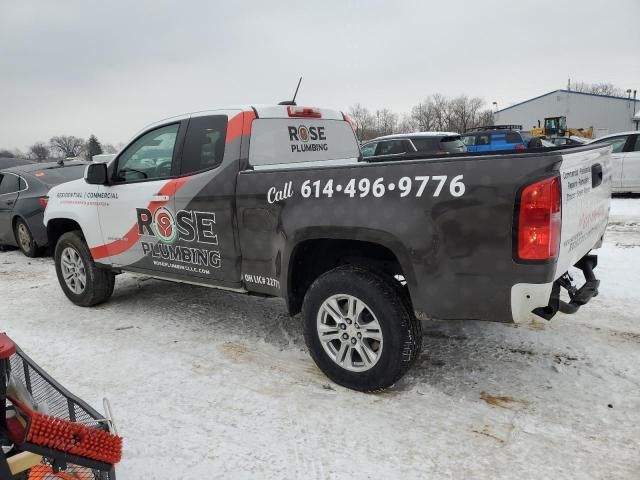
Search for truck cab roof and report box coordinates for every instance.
[139,105,346,133]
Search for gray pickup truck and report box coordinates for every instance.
[44,104,612,391]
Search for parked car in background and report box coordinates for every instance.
[0,157,34,169]
[588,131,640,193]
[548,136,589,147]
[0,160,88,256]
[360,132,466,159]
[461,125,533,152]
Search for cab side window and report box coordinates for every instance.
[180,115,228,175]
[0,173,20,195]
[631,135,640,152]
[114,124,179,183]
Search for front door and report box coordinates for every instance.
[92,122,186,273]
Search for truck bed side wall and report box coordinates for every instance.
[236,153,564,322]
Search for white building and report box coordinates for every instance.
[495,89,639,137]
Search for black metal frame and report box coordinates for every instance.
[1,340,116,479]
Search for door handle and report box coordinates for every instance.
[150,195,170,202]
[591,163,603,188]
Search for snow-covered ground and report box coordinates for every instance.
[1,198,639,479]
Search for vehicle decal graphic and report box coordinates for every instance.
[266,175,466,203]
[288,124,328,152]
[226,110,256,145]
[139,207,221,272]
[90,176,190,260]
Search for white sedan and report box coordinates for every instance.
[589,131,640,193]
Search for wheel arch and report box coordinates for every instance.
[284,227,416,316]
[46,217,84,251]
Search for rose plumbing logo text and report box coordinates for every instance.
[152,207,177,244]
[136,207,221,270]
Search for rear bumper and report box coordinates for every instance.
[511,254,599,323]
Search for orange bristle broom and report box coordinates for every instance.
[10,398,122,465]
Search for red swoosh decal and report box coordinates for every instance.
[90,176,190,260]
[226,110,256,144]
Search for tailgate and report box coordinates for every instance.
[554,145,612,279]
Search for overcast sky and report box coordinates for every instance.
[1,0,639,150]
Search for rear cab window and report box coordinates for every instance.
[248,117,359,168]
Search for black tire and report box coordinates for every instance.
[54,231,115,306]
[13,218,40,257]
[302,266,422,392]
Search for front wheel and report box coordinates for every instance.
[302,266,422,392]
[54,231,115,306]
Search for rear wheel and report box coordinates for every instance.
[13,218,40,257]
[303,266,422,392]
[54,231,115,306]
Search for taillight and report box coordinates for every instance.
[39,196,49,210]
[515,144,526,150]
[343,112,356,134]
[287,106,321,118]
[517,176,561,260]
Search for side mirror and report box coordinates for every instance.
[85,163,108,185]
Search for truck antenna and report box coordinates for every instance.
[278,77,302,106]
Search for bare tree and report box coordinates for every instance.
[350,93,495,138]
[397,114,418,134]
[408,94,492,133]
[102,144,118,154]
[450,95,484,132]
[476,109,495,127]
[411,99,437,131]
[0,149,15,158]
[375,109,398,136]
[29,142,50,161]
[348,103,376,140]
[571,81,624,97]
[49,135,85,158]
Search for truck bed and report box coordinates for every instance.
[236,144,611,323]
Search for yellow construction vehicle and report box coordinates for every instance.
[531,116,593,139]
